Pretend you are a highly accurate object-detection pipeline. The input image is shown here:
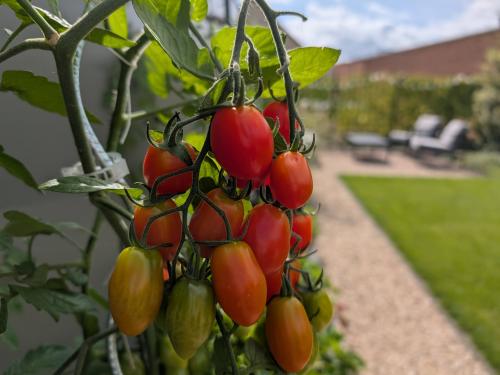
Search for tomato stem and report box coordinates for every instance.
[215,309,240,374]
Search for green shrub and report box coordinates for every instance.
[333,75,478,137]
[473,49,500,149]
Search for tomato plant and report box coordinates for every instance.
[133,200,182,261]
[210,106,274,180]
[0,0,355,373]
[143,143,196,196]
[291,212,313,252]
[242,203,291,274]
[263,101,300,144]
[211,241,267,326]
[265,296,314,372]
[270,151,313,209]
[189,188,244,258]
[108,247,164,336]
[165,278,215,359]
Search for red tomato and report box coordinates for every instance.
[263,101,299,144]
[143,143,196,196]
[242,204,291,274]
[270,151,313,209]
[133,200,182,261]
[291,213,313,253]
[210,106,273,180]
[189,188,244,258]
[211,242,267,326]
[265,268,282,302]
[289,259,301,289]
[265,297,313,372]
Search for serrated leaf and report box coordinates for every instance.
[244,338,279,371]
[39,176,143,199]
[0,71,101,124]
[211,26,276,69]
[0,145,38,191]
[3,344,72,375]
[264,47,341,97]
[61,267,87,287]
[0,324,19,350]
[0,231,14,252]
[11,285,95,321]
[190,0,207,21]
[108,6,128,39]
[3,211,60,237]
[133,0,214,80]
[0,297,8,334]
[22,264,49,287]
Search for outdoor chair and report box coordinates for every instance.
[388,113,443,146]
[345,132,389,161]
[409,119,469,156]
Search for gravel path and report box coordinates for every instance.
[312,150,493,375]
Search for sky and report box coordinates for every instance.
[267,0,500,62]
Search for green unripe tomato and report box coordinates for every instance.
[159,335,189,371]
[120,353,146,375]
[188,344,213,374]
[302,289,334,331]
[166,278,215,359]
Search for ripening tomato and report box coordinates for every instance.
[290,259,301,289]
[263,101,300,144]
[210,106,273,180]
[291,213,313,253]
[270,151,313,209]
[211,242,267,326]
[302,289,334,331]
[265,297,313,373]
[143,143,196,196]
[243,204,291,274]
[133,200,182,261]
[163,265,170,281]
[108,247,163,336]
[265,267,282,302]
[166,278,215,359]
[189,188,244,258]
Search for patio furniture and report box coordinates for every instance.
[345,132,389,161]
[389,114,443,146]
[409,119,469,155]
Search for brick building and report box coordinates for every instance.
[334,29,500,80]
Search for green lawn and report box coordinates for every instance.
[342,176,500,372]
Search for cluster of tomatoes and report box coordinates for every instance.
[108,101,333,373]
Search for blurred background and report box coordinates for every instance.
[1,0,500,374]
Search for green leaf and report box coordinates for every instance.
[244,338,280,372]
[39,176,143,199]
[87,288,109,310]
[133,0,214,80]
[0,145,38,191]
[0,230,14,252]
[11,285,95,321]
[0,324,19,350]
[3,211,60,237]
[213,336,231,375]
[61,267,87,287]
[0,298,7,334]
[0,71,101,124]
[107,6,128,39]
[14,261,35,276]
[22,264,49,287]
[265,47,341,97]
[211,26,276,69]
[0,0,31,23]
[3,344,72,375]
[190,0,207,22]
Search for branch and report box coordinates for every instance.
[57,0,130,54]
[253,0,303,143]
[189,22,223,73]
[125,99,199,121]
[215,310,239,375]
[0,38,51,64]
[229,0,251,66]
[107,32,151,152]
[17,0,59,44]
[0,23,29,53]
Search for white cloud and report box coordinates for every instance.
[284,0,500,62]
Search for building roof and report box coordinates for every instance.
[334,29,500,80]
